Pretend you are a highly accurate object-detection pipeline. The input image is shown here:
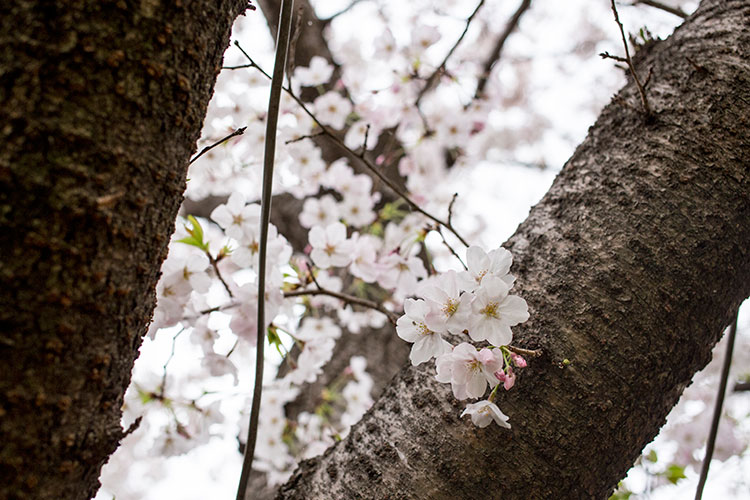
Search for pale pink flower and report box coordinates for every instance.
[349,233,381,283]
[461,245,515,291]
[313,92,352,130]
[293,55,334,87]
[435,343,501,400]
[421,270,472,335]
[299,194,341,229]
[309,222,354,268]
[469,276,529,346]
[461,400,511,429]
[396,298,452,365]
[210,192,260,242]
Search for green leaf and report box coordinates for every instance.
[608,482,631,500]
[664,464,686,484]
[177,215,209,251]
[646,449,658,463]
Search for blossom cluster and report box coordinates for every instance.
[396,245,529,427]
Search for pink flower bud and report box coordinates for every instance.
[494,369,506,382]
[511,353,527,368]
[503,366,516,391]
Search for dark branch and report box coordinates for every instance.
[415,0,486,107]
[632,0,688,18]
[609,0,652,116]
[190,127,247,165]
[474,0,532,100]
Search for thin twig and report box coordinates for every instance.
[599,51,628,63]
[223,63,255,70]
[285,131,325,144]
[438,226,468,270]
[695,312,739,500]
[359,124,371,158]
[233,46,470,248]
[236,0,295,498]
[225,338,240,358]
[159,328,184,396]
[474,0,532,100]
[306,257,324,290]
[208,254,234,298]
[609,0,652,116]
[320,0,366,23]
[447,192,458,226]
[632,0,687,18]
[284,288,399,325]
[507,345,542,358]
[415,0,486,107]
[190,127,247,164]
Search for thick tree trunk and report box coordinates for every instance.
[0,2,246,499]
[276,1,750,498]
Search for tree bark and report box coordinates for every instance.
[0,1,246,499]
[276,1,750,498]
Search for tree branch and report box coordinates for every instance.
[609,0,652,116]
[632,0,688,18]
[415,0,486,107]
[474,0,532,100]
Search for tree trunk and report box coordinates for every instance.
[276,1,750,498]
[0,2,246,499]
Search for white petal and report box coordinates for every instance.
[498,295,530,325]
[308,226,327,248]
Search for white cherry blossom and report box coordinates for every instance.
[349,233,381,283]
[461,245,515,291]
[299,194,341,229]
[435,343,501,400]
[396,299,452,365]
[469,276,529,346]
[309,222,354,269]
[209,192,260,242]
[461,400,511,429]
[421,270,472,335]
[313,91,352,130]
[296,316,342,341]
[293,55,334,87]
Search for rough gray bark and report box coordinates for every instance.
[0,1,246,499]
[276,1,750,498]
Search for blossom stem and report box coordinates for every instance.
[189,127,246,165]
[236,1,294,498]
[207,252,234,298]
[507,345,542,358]
[284,287,399,325]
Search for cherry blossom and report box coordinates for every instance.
[461,245,515,291]
[313,91,352,130]
[469,275,529,346]
[295,316,342,341]
[435,343,501,400]
[421,270,472,335]
[461,400,511,429]
[293,55,334,87]
[308,222,354,269]
[348,233,381,283]
[209,192,260,242]
[299,194,341,229]
[396,299,452,366]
